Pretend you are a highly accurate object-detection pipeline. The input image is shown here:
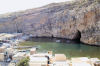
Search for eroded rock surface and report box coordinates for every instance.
[0,0,100,45]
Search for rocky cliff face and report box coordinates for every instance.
[0,0,100,45]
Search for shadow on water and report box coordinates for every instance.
[24,37,100,58]
[28,37,82,44]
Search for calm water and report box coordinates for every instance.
[20,38,100,58]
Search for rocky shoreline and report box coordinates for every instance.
[0,0,100,45]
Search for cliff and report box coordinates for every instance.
[0,0,100,45]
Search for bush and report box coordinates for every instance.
[17,57,30,66]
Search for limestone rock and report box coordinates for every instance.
[0,0,100,45]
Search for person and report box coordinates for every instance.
[45,55,50,64]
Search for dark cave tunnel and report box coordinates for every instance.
[74,30,82,43]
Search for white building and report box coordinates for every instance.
[53,54,69,66]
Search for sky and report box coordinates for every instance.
[0,0,72,14]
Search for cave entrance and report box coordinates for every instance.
[74,30,81,43]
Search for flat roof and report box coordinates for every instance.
[55,54,67,61]
[13,52,26,57]
[30,56,47,63]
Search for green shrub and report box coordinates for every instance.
[17,57,30,66]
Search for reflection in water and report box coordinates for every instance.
[21,37,100,58]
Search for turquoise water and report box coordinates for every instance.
[21,38,100,58]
